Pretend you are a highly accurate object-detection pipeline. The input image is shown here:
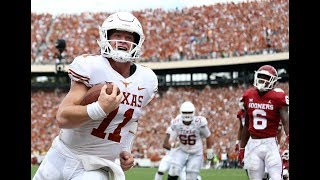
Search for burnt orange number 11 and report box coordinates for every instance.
[91,108,134,142]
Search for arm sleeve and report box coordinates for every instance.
[168,117,179,143]
[200,126,211,138]
[68,56,91,87]
[121,122,138,152]
[199,118,211,138]
[169,130,178,143]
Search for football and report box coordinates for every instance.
[80,83,120,105]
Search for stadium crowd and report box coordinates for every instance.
[31,0,288,64]
[31,82,289,166]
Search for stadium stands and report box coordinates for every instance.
[31,0,288,64]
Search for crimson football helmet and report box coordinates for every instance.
[180,101,195,122]
[97,12,145,63]
[253,65,281,91]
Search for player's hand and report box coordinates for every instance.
[238,148,245,165]
[119,151,135,171]
[98,84,123,114]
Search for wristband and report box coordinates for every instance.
[87,102,107,120]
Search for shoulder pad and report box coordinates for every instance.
[273,88,285,93]
[194,116,208,127]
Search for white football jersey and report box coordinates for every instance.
[59,54,158,161]
[170,114,211,154]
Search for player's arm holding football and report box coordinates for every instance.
[56,81,122,128]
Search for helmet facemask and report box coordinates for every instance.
[97,28,142,63]
[181,112,194,122]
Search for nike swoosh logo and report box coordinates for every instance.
[138,87,146,90]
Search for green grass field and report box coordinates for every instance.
[31,165,248,180]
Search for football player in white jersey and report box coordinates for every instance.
[154,126,186,180]
[154,126,201,180]
[167,101,214,180]
[33,12,158,180]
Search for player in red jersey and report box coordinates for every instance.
[236,98,284,179]
[235,99,283,153]
[237,65,289,180]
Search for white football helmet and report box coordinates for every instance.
[180,101,195,122]
[281,149,289,160]
[253,65,281,92]
[97,12,145,63]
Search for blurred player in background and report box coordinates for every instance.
[167,101,214,180]
[33,11,158,180]
[238,65,289,180]
[154,125,202,180]
[154,126,186,180]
